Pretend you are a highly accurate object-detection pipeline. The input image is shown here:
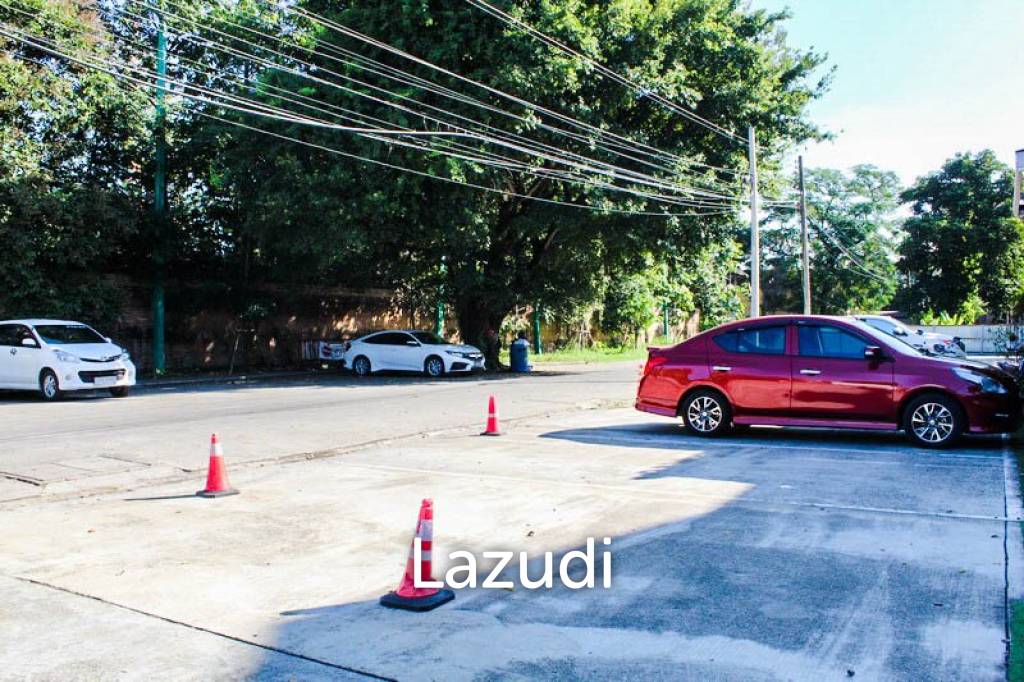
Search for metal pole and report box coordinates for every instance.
[532,305,542,355]
[748,126,760,318]
[799,156,811,314]
[435,256,447,336]
[1014,149,1023,219]
[662,301,670,339]
[151,0,167,375]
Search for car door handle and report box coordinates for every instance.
[799,369,821,375]
[712,365,732,372]
[9,348,15,355]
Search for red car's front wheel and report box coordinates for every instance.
[681,389,732,437]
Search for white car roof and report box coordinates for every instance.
[0,319,87,326]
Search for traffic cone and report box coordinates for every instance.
[480,395,502,436]
[380,499,455,611]
[196,433,239,498]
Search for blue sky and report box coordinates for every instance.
[750,0,1023,184]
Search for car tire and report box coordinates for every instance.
[109,387,130,398]
[424,355,445,378]
[681,389,732,437]
[903,393,963,448]
[352,356,371,377]
[39,369,62,402]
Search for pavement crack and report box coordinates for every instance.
[5,574,395,681]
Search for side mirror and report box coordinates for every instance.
[864,346,884,361]
[894,328,907,336]
[104,337,112,343]
[20,337,39,348]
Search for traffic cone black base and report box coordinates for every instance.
[196,488,239,498]
[380,588,454,612]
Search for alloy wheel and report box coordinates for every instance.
[426,357,444,377]
[687,396,723,433]
[42,374,58,399]
[910,402,954,444]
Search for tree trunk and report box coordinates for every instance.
[455,295,510,372]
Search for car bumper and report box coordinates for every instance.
[446,357,486,373]
[56,360,136,391]
[963,391,1022,434]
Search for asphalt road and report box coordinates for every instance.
[0,363,638,499]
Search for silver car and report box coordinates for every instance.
[854,315,967,358]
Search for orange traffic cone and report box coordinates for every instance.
[480,395,502,436]
[380,499,454,611]
[196,433,239,498]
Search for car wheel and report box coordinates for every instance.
[39,369,62,402]
[109,387,130,398]
[352,356,371,377]
[424,355,445,378]
[904,393,963,448]
[681,389,732,437]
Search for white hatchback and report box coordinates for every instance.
[0,319,136,400]
[344,330,485,377]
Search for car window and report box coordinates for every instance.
[367,332,415,346]
[0,324,20,346]
[799,325,870,359]
[34,325,105,345]
[411,331,445,345]
[863,318,894,334]
[713,326,786,355]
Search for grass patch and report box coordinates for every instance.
[499,344,653,365]
[1011,601,1024,682]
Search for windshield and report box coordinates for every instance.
[34,325,106,345]
[411,331,446,345]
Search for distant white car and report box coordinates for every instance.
[0,319,136,400]
[854,315,966,358]
[343,330,484,377]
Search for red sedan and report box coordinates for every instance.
[636,315,1021,447]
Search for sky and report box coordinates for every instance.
[750,0,1023,185]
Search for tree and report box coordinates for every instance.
[201,0,827,346]
[898,150,1024,320]
[762,165,901,314]
[0,0,149,324]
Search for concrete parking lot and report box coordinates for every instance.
[1,363,1021,680]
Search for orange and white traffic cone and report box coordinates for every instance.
[379,499,454,611]
[480,395,502,436]
[196,433,239,498]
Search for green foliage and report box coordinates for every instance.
[898,150,1024,319]
[0,0,149,325]
[763,165,901,315]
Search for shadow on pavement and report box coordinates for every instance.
[539,421,1007,454]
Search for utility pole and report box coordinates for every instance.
[1014,148,1023,220]
[532,305,542,355]
[662,302,670,339]
[435,258,446,337]
[798,156,811,314]
[151,0,167,375]
[748,126,760,318]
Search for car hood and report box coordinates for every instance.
[440,344,482,355]
[48,343,125,361]
[929,355,1014,381]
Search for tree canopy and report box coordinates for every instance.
[898,150,1024,321]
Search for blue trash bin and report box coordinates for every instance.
[510,339,532,372]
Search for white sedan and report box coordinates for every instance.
[0,319,136,400]
[344,330,485,377]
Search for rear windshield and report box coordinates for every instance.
[34,325,106,345]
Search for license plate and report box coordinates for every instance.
[94,376,117,387]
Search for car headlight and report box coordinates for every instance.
[54,350,80,364]
[119,351,131,361]
[445,351,471,358]
[953,367,1008,394]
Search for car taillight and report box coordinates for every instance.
[643,355,668,377]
